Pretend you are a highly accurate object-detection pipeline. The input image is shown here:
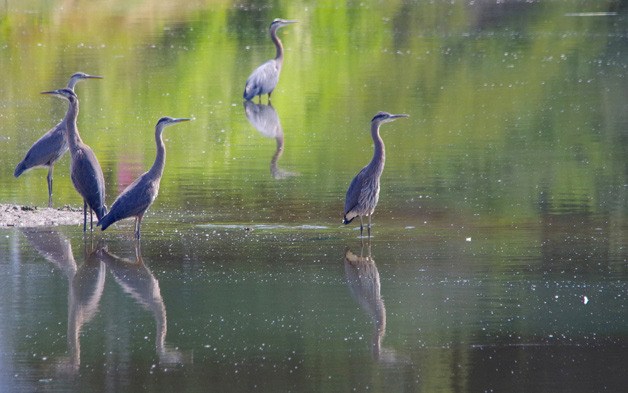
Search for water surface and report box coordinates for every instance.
[0,1,626,392]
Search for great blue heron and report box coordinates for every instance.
[243,18,297,102]
[14,72,103,207]
[343,112,409,237]
[40,88,107,232]
[98,117,191,239]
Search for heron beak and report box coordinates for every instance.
[173,118,192,123]
[40,90,59,96]
[391,114,409,119]
[86,75,104,79]
[283,20,298,25]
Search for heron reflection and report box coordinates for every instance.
[20,228,77,278]
[243,100,298,179]
[22,229,106,374]
[344,243,400,363]
[98,242,184,366]
[64,244,106,372]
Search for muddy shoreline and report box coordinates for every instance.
[0,204,85,228]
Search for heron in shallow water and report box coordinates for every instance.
[98,117,191,239]
[343,112,409,237]
[40,88,107,232]
[14,72,103,207]
[243,18,297,102]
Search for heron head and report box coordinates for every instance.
[270,18,297,32]
[371,112,409,124]
[156,117,193,129]
[67,72,103,90]
[41,88,77,101]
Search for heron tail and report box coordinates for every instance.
[97,212,113,231]
[96,205,107,221]
[243,89,255,101]
[342,215,355,225]
[14,161,27,178]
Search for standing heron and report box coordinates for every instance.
[14,72,103,207]
[343,112,409,237]
[243,18,297,102]
[40,88,107,231]
[98,117,191,239]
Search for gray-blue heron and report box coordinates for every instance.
[14,72,103,207]
[343,112,409,237]
[243,18,297,102]
[98,117,191,239]
[40,88,107,231]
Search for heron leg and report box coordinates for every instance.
[367,215,372,238]
[47,165,53,208]
[89,208,93,231]
[268,92,272,104]
[135,214,143,240]
[134,240,143,265]
[359,216,364,238]
[82,200,87,232]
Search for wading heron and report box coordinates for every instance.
[243,18,297,102]
[343,112,409,237]
[98,117,191,239]
[40,88,107,231]
[14,72,103,207]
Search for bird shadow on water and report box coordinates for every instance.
[343,240,412,366]
[21,230,189,376]
[243,100,298,180]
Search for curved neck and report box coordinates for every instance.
[370,121,385,169]
[148,126,166,178]
[271,27,284,62]
[66,79,79,90]
[64,97,82,149]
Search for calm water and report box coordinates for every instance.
[1,1,627,392]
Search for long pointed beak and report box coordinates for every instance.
[85,75,103,79]
[40,90,59,95]
[173,118,193,123]
[391,114,409,119]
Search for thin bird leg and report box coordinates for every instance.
[268,91,272,104]
[47,165,54,208]
[367,215,372,238]
[134,240,143,265]
[135,214,144,240]
[83,200,87,232]
[359,216,364,238]
[89,208,94,231]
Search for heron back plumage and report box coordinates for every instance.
[14,123,68,177]
[70,146,107,221]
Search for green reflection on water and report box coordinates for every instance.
[1,0,625,230]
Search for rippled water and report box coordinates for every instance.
[1,1,627,392]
